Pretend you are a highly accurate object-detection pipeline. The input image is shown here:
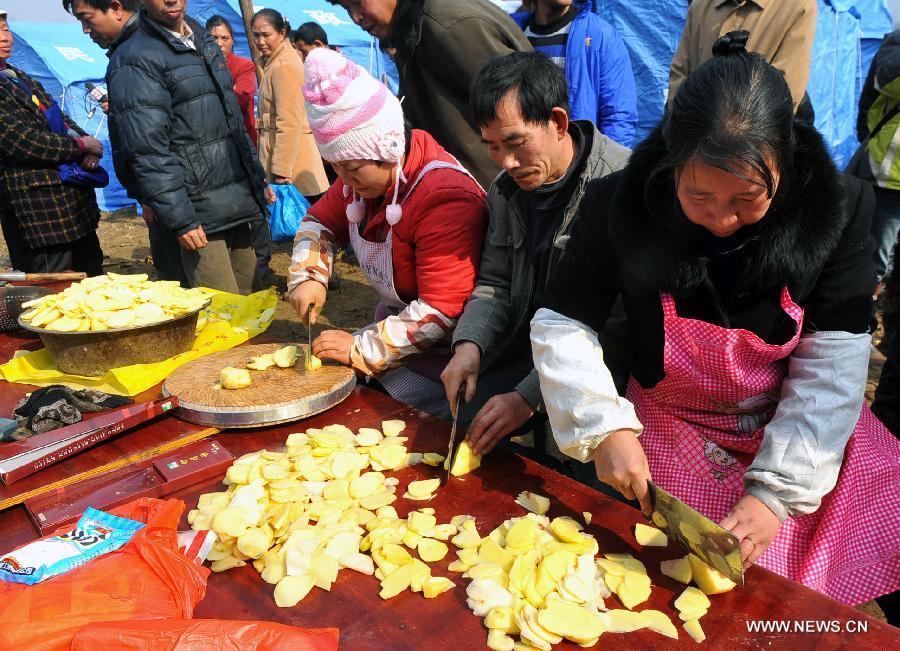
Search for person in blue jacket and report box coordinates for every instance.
[512,0,637,147]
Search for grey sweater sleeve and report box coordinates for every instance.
[744,331,871,521]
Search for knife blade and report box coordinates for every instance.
[646,481,744,586]
[443,388,464,482]
[304,304,313,374]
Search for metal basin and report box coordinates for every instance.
[17,298,211,376]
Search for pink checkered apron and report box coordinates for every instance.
[349,160,476,414]
[627,289,900,605]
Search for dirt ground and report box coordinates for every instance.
[0,209,890,622]
[0,207,380,341]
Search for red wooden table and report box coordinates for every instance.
[0,328,896,650]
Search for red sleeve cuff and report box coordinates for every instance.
[75,137,86,153]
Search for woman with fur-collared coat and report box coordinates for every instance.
[531,34,900,606]
[252,9,329,201]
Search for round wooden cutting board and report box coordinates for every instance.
[162,343,356,428]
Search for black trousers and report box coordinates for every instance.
[1,209,103,276]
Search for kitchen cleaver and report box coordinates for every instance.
[646,481,744,586]
[443,389,464,483]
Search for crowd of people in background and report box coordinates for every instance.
[0,0,897,621]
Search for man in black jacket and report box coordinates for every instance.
[106,0,267,294]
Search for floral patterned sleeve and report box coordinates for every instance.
[349,299,455,376]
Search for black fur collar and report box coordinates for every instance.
[385,0,425,64]
[614,121,851,298]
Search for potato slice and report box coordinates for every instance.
[356,428,383,446]
[220,367,252,389]
[616,569,652,610]
[661,557,693,584]
[635,522,669,546]
[479,538,514,572]
[379,562,416,599]
[212,506,250,538]
[274,575,315,607]
[446,440,481,476]
[487,629,515,651]
[246,354,275,370]
[422,452,445,466]
[683,618,706,643]
[236,527,271,559]
[603,609,647,634]
[306,354,323,370]
[641,609,679,639]
[381,419,406,437]
[339,552,375,575]
[549,517,583,544]
[406,478,440,499]
[674,586,712,613]
[210,555,246,572]
[273,345,298,368]
[537,598,606,643]
[688,553,737,595]
[515,491,550,516]
[369,444,408,471]
[505,517,538,552]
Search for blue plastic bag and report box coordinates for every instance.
[0,507,144,585]
[268,184,310,243]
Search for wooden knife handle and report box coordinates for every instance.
[23,272,87,282]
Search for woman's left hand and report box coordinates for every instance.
[312,330,355,366]
[273,175,292,185]
[719,494,781,569]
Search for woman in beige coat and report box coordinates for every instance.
[252,9,329,201]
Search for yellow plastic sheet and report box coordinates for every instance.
[0,288,278,396]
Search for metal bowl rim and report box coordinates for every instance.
[17,296,213,336]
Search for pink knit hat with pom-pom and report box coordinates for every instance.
[303,48,406,225]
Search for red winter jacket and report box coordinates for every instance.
[226,53,257,148]
[299,129,486,317]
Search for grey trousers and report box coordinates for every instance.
[180,222,258,295]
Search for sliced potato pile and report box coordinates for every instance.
[190,420,461,607]
[191,421,734,646]
[19,273,208,332]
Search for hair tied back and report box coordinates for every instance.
[712,30,750,57]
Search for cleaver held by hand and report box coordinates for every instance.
[646,481,744,586]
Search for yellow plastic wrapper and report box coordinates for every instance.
[0,288,277,396]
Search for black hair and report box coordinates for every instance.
[252,8,290,35]
[654,30,795,201]
[293,21,328,46]
[62,0,140,13]
[205,15,233,36]
[470,51,570,127]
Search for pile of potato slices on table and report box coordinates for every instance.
[19,273,210,332]
[191,419,737,649]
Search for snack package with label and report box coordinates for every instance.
[0,507,143,585]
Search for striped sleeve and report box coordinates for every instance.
[349,298,455,376]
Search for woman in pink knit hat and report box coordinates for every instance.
[288,48,487,412]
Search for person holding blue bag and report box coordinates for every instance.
[0,9,106,276]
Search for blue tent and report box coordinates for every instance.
[3,0,395,213]
[588,0,892,167]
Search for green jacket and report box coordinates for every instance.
[451,123,630,409]
[859,29,900,190]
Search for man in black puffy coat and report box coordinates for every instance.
[106,0,268,294]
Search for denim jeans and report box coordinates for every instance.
[871,186,900,280]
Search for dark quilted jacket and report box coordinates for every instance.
[106,11,267,236]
